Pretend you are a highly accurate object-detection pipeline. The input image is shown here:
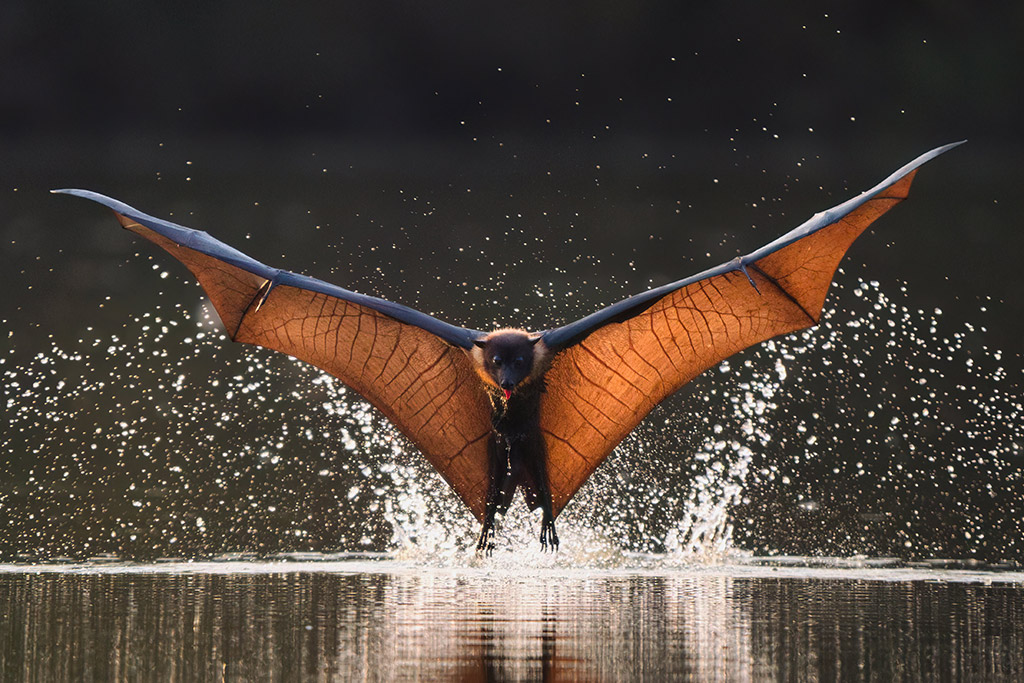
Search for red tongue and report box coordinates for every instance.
[502,389,512,400]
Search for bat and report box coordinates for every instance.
[54,141,961,552]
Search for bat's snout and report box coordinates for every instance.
[498,378,516,401]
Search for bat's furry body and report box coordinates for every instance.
[56,142,961,550]
[472,329,556,550]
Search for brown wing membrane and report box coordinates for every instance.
[540,165,930,516]
[113,212,494,521]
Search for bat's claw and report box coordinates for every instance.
[733,258,761,294]
[539,518,559,552]
[476,521,496,556]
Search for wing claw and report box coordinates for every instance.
[734,258,761,295]
[253,278,277,313]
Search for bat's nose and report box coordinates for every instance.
[499,379,515,391]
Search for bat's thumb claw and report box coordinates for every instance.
[733,258,761,295]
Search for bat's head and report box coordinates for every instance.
[472,328,546,400]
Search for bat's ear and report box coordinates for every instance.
[473,338,488,349]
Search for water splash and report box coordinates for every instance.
[2,273,1022,564]
[719,278,1023,559]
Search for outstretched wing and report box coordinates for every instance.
[537,142,963,515]
[54,190,495,521]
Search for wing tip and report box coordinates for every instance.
[918,139,966,163]
[921,140,966,156]
[50,188,137,215]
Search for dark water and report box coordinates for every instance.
[3,559,1023,681]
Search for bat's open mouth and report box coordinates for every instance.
[503,389,512,400]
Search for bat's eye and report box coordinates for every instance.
[514,356,524,365]
[491,356,502,367]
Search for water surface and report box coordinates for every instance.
[3,557,1022,681]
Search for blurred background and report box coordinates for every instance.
[2,1,1023,561]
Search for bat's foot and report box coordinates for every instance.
[539,517,559,552]
[476,522,496,556]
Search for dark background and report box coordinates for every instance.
[2,1,1023,561]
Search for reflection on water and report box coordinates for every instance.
[3,560,1023,681]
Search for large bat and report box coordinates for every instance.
[55,142,960,551]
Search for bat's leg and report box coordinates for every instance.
[476,472,515,554]
[528,438,559,552]
[476,515,496,555]
[476,488,500,555]
[538,499,558,552]
[476,437,515,555]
